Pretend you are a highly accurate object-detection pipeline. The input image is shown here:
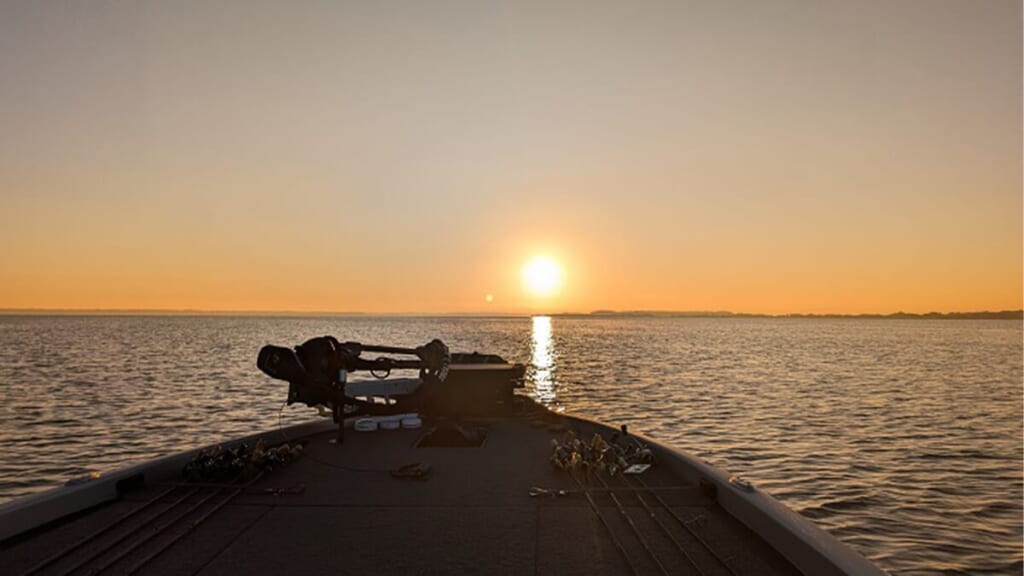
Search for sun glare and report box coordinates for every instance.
[522,256,563,298]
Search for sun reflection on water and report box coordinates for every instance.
[529,315,560,410]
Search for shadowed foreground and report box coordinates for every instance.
[3,411,801,576]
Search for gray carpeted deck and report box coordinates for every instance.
[3,415,803,575]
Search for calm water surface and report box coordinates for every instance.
[0,315,1020,575]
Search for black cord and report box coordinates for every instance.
[276,402,391,474]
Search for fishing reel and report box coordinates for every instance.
[257,337,450,430]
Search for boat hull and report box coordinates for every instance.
[1,408,883,575]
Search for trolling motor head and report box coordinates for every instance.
[256,345,307,387]
[257,336,450,411]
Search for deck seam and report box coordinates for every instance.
[190,504,275,576]
[229,503,612,509]
[533,504,539,576]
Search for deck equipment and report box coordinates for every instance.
[258,337,525,441]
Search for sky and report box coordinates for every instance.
[0,0,1020,314]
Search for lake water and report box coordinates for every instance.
[0,315,1020,575]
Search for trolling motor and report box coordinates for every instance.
[257,337,450,442]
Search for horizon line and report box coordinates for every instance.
[0,307,1020,319]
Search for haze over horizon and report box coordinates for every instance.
[2,306,1021,319]
[1,1,1021,315]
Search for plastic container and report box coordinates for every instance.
[354,419,378,432]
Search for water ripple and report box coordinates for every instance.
[0,315,1019,575]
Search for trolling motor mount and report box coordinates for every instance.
[258,336,451,441]
[258,336,450,407]
[258,336,527,443]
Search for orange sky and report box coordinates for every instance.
[1,1,1021,315]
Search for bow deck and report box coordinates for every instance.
[4,411,801,576]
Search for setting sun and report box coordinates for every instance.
[522,256,564,298]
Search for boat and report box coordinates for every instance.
[0,336,885,575]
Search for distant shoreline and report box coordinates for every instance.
[575,310,1024,320]
[0,308,1020,320]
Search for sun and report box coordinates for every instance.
[522,256,564,297]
